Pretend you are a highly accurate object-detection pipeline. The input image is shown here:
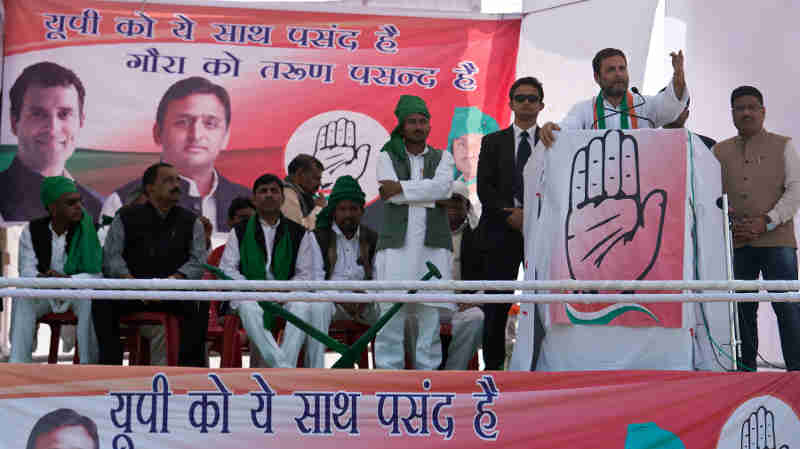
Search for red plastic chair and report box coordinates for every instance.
[119,312,180,366]
[36,312,80,364]
[206,300,226,362]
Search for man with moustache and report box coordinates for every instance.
[540,48,689,145]
[713,85,800,371]
[0,62,102,222]
[9,176,102,364]
[219,174,325,368]
[373,95,455,370]
[283,154,326,231]
[94,162,208,366]
[101,76,249,234]
[314,176,379,336]
[476,76,545,370]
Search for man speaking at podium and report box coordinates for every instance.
[511,47,697,372]
[540,47,689,144]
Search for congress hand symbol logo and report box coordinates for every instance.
[313,117,371,190]
[565,130,667,281]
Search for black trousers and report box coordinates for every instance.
[734,246,800,371]
[481,236,525,371]
[92,299,209,367]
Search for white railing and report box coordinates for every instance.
[1,277,800,303]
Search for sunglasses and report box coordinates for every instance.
[513,94,540,103]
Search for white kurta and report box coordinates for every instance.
[10,223,99,364]
[374,147,455,307]
[510,128,728,372]
[326,225,381,328]
[219,217,329,368]
[374,146,454,370]
[560,81,689,130]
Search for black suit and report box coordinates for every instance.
[0,157,103,223]
[476,125,543,370]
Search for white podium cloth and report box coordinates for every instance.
[511,129,730,371]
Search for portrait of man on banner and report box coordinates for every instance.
[0,61,103,222]
[446,106,500,225]
[100,76,249,233]
[25,408,99,449]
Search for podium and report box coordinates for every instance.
[511,129,732,371]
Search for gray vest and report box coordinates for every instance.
[376,148,453,251]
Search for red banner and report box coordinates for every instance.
[1,366,798,448]
[1,0,519,227]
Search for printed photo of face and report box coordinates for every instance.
[452,132,483,182]
[33,425,95,449]
[154,93,230,173]
[446,106,500,185]
[12,84,84,176]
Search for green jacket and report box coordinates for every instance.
[376,148,453,252]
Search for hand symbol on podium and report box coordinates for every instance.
[314,117,371,190]
[565,130,667,280]
[741,406,790,449]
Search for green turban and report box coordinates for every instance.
[446,106,500,180]
[40,176,78,208]
[381,95,431,161]
[315,175,366,229]
[40,176,103,275]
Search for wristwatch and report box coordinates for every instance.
[765,215,777,232]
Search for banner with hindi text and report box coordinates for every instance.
[0,365,798,449]
[0,0,519,232]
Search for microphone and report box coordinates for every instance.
[630,87,656,127]
[716,196,735,224]
[590,87,654,128]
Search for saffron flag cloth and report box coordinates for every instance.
[0,365,798,449]
[512,129,729,371]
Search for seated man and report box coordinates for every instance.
[439,181,484,370]
[314,176,379,352]
[283,154,326,230]
[208,196,256,264]
[10,176,102,363]
[94,162,208,366]
[219,174,325,368]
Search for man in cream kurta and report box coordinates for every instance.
[10,177,102,364]
[374,95,455,370]
[512,48,693,371]
[219,173,326,368]
[540,47,689,145]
